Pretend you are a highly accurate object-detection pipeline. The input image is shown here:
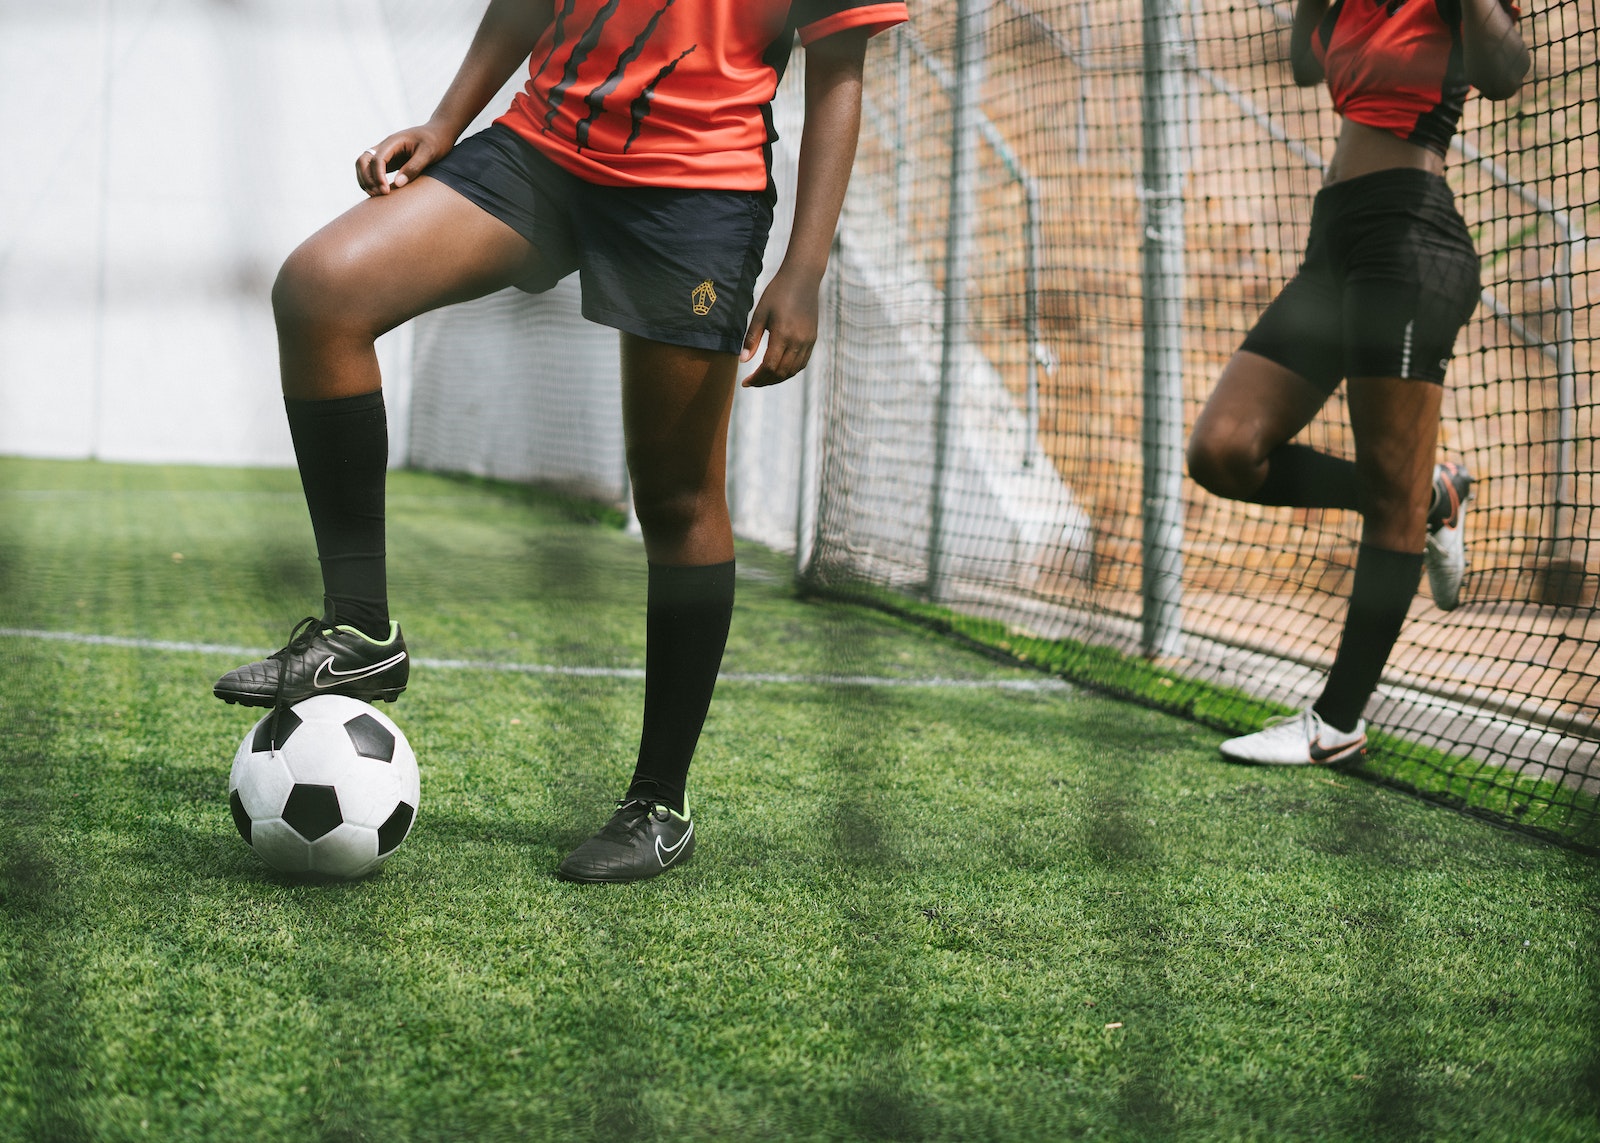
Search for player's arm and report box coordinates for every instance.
[740,26,869,388]
[358,0,555,196]
[1289,0,1329,87]
[1460,0,1530,100]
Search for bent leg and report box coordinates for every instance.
[274,177,543,634]
[1187,351,1338,503]
[1312,376,1441,731]
[619,335,740,813]
[274,176,543,398]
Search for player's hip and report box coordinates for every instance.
[425,123,775,356]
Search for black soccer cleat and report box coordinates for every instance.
[556,798,695,884]
[214,616,409,708]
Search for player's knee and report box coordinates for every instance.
[1361,479,1429,533]
[272,250,322,336]
[1186,432,1252,499]
[630,484,706,546]
[272,240,359,337]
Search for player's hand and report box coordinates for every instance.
[740,268,821,388]
[356,123,456,196]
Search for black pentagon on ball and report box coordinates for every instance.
[229,789,253,844]
[252,706,303,753]
[377,801,415,855]
[281,783,343,841]
[344,712,396,762]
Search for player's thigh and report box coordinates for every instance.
[1190,350,1330,467]
[274,176,542,337]
[1192,264,1341,465]
[1345,375,1441,493]
[619,334,739,490]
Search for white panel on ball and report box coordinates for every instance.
[310,824,382,878]
[248,820,314,876]
[230,747,295,824]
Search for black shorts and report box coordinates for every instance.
[425,123,775,356]
[1240,167,1481,391]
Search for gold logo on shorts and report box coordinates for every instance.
[691,279,717,316]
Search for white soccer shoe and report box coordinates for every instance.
[1425,462,1473,612]
[1219,708,1366,766]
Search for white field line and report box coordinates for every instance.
[0,627,1072,694]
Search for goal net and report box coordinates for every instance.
[398,0,1600,846]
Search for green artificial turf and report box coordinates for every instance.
[844,590,1600,850]
[1,458,1597,1142]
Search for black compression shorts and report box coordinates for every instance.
[1240,167,1481,391]
[425,123,775,356]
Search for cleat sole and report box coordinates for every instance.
[213,686,405,707]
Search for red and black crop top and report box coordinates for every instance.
[1311,0,1520,156]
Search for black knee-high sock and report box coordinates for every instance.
[1313,544,1424,732]
[627,560,736,815]
[284,392,390,639]
[1246,444,1362,510]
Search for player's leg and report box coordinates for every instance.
[1186,350,1353,508]
[1212,374,1434,768]
[274,177,545,401]
[1188,192,1366,513]
[1220,169,1480,765]
[1304,375,1440,740]
[545,166,769,882]
[556,336,739,883]
[215,174,547,708]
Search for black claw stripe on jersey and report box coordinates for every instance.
[532,0,699,154]
[625,48,696,154]
[576,0,677,150]
[530,0,581,93]
[542,0,627,134]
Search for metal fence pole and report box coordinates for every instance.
[1542,232,1582,600]
[1140,0,1189,657]
[895,27,912,229]
[1077,2,1091,165]
[1023,181,1042,466]
[903,23,1044,473]
[928,0,989,601]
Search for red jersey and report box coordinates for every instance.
[1312,0,1519,156]
[496,0,908,190]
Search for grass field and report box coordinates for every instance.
[1,457,1598,1142]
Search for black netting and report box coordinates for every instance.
[798,1,1598,846]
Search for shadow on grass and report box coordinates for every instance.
[814,604,928,1138]
[1318,788,1426,1140]
[0,683,94,1143]
[1076,742,1180,1135]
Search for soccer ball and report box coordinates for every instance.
[228,694,420,878]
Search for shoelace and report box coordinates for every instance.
[609,797,674,836]
[614,796,664,819]
[267,616,325,746]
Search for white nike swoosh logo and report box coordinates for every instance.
[313,651,407,689]
[655,821,693,868]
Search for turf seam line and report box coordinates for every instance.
[0,627,1073,693]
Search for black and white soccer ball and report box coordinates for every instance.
[229,694,420,878]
